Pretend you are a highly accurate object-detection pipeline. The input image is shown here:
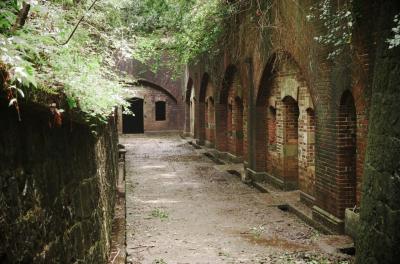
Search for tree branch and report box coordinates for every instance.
[55,0,100,46]
[11,2,31,32]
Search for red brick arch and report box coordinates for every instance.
[216,65,244,158]
[255,52,316,193]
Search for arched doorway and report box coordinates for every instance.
[255,53,315,193]
[217,65,244,159]
[123,98,144,134]
[337,91,357,217]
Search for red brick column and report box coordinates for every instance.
[215,103,228,152]
[336,91,357,218]
[254,106,267,172]
[198,102,206,144]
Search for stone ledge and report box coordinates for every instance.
[204,140,215,148]
[246,168,268,182]
[312,206,344,234]
[300,191,316,207]
[344,208,360,240]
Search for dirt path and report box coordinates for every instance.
[122,134,353,264]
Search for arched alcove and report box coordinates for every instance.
[217,65,244,159]
[255,52,316,193]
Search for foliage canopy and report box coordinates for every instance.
[0,0,238,122]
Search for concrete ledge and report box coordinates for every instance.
[204,140,215,148]
[212,150,241,164]
[196,139,205,146]
[287,204,332,235]
[312,206,344,234]
[246,168,267,182]
[300,191,316,207]
[227,153,243,163]
[181,132,191,137]
[345,208,360,240]
[246,169,300,191]
[264,172,285,189]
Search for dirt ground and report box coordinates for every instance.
[121,134,354,264]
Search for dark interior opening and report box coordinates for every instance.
[155,101,166,121]
[123,98,144,134]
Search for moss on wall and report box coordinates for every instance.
[356,1,400,263]
[0,99,118,263]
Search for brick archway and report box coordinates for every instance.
[216,65,244,159]
[255,53,316,193]
[216,66,236,152]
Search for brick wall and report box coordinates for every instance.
[205,82,216,145]
[185,0,373,227]
[118,85,182,133]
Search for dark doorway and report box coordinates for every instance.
[155,101,166,121]
[123,98,144,134]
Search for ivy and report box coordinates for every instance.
[307,0,354,60]
[0,0,131,123]
[123,0,234,71]
[388,14,400,49]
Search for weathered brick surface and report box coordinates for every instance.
[0,100,118,263]
[205,82,216,146]
[118,85,183,132]
[116,57,184,133]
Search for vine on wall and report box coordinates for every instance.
[388,14,400,49]
[307,0,354,60]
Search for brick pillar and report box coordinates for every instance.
[234,98,244,157]
[206,98,215,145]
[298,108,316,198]
[254,106,267,172]
[184,102,190,134]
[245,58,256,170]
[227,103,234,154]
[215,103,228,152]
[198,102,206,145]
[336,92,357,218]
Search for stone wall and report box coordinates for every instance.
[0,99,118,263]
[356,0,400,263]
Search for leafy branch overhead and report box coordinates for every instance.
[0,0,131,123]
[124,0,237,69]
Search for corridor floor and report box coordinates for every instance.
[121,134,353,264]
